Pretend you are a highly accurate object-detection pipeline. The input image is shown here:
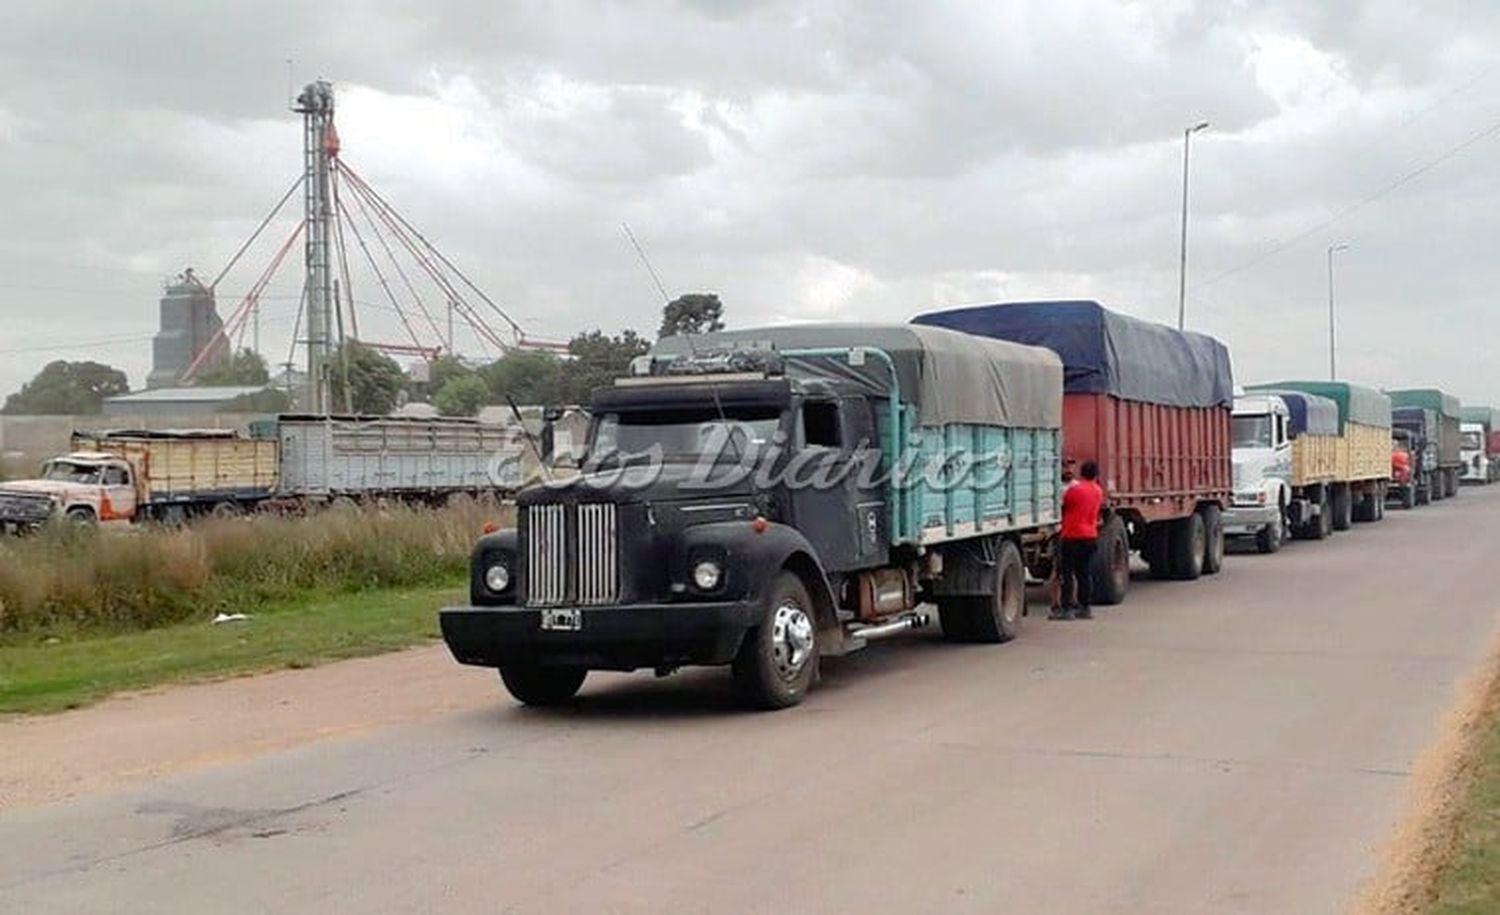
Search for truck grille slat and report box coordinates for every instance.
[525,503,618,607]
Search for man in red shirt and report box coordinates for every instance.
[1051,460,1105,621]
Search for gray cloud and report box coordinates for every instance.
[3,1,1500,406]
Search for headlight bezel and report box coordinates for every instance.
[691,559,723,591]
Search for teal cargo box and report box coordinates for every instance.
[653,324,1065,545]
[1245,380,1391,431]
[1388,389,1461,419]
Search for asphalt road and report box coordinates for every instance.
[4,488,1499,914]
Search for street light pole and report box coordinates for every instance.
[1327,242,1349,380]
[1177,120,1210,331]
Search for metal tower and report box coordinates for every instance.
[295,80,338,412]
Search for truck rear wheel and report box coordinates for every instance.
[1199,505,1225,575]
[1089,515,1130,605]
[1144,523,1172,579]
[498,665,587,706]
[1399,485,1415,510]
[1168,513,1205,581]
[733,572,818,709]
[1331,485,1353,531]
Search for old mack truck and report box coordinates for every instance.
[440,324,1064,709]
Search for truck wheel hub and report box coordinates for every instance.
[771,603,814,679]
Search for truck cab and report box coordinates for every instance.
[1460,423,1489,484]
[0,453,139,529]
[1226,395,1292,552]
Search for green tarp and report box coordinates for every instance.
[1245,380,1391,431]
[1459,405,1500,430]
[1388,389,1460,420]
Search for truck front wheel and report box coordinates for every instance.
[64,506,97,526]
[498,665,587,706]
[1255,512,1284,553]
[733,572,818,709]
[1089,516,1130,605]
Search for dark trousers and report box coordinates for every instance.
[1059,538,1097,610]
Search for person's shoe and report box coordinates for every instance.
[1073,607,1093,620]
[1048,606,1071,621]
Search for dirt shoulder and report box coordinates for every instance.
[0,645,495,812]
[1352,619,1500,914]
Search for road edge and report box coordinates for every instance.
[1351,618,1500,915]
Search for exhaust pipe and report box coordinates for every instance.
[849,612,930,643]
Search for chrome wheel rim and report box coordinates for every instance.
[770,602,814,681]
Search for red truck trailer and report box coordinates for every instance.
[913,300,1233,605]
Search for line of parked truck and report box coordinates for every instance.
[438,299,1498,709]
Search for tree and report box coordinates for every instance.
[433,374,491,417]
[478,350,567,408]
[659,293,725,338]
[196,348,270,386]
[218,388,292,413]
[566,329,650,400]
[3,360,130,415]
[328,343,406,415]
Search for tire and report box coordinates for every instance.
[64,506,97,526]
[733,572,818,709]
[937,598,973,642]
[1199,505,1225,575]
[1374,487,1386,521]
[211,500,241,520]
[1144,523,1172,579]
[1089,515,1130,605]
[1168,513,1205,581]
[1399,485,1415,510]
[1255,511,1284,554]
[1331,485,1353,531]
[968,540,1025,643]
[498,665,587,706]
[1447,472,1459,498]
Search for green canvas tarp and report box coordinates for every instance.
[1388,389,1460,420]
[1245,381,1391,431]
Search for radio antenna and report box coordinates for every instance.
[621,222,670,303]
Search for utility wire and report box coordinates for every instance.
[1195,110,1500,292]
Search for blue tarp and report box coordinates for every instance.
[912,300,1234,408]
[1263,391,1339,438]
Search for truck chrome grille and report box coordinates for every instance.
[575,503,619,606]
[524,503,619,607]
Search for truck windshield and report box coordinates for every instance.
[1461,431,1483,449]
[41,461,103,484]
[1232,415,1272,449]
[593,407,784,460]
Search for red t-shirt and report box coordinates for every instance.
[1060,479,1105,541]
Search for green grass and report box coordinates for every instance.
[1428,699,1500,913]
[0,582,462,715]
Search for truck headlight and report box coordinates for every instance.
[484,562,511,593]
[692,560,723,591]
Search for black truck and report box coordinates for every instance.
[439,324,1064,709]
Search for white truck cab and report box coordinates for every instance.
[1226,394,1293,552]
[0,452,140,527]
[1459,422,1488,484]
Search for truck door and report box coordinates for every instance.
[101,463,138,521]
[788,397,883,571]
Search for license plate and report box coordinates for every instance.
[540,608,582,632]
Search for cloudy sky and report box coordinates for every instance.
[3,0,1500,403]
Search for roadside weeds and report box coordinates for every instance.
[1353,620,1500,914]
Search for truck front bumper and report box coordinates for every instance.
[439,600,763,672]
[1223,504,1279,536]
